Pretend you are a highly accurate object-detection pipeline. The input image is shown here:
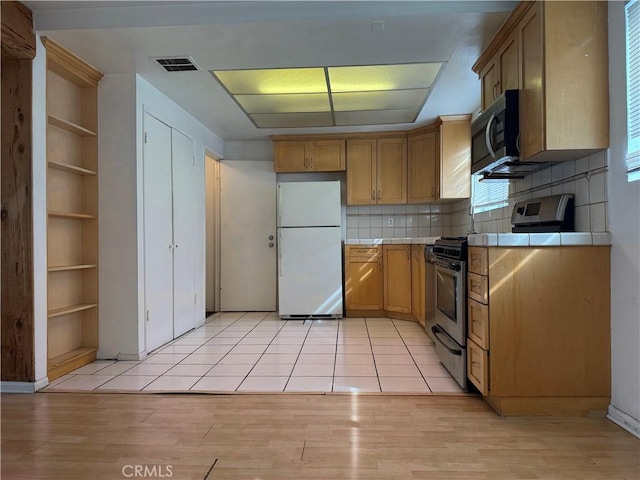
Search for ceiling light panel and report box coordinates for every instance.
[335,109,418,126]
[235,93,331,114]
[252,112,334,128]
[332,89,429,112]
[328,63,443,92]
[212,68,327,94]
[210,62,445,128]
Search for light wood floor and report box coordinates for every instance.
[1,393,638,479]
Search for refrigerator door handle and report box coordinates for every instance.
[278,229,283,276]
[277,184,282,227]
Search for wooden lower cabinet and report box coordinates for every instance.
[468,246,611,416]
[383,245,412,314]
[411,245,426,326]
[345,244,430,322]
[344,246,383,312]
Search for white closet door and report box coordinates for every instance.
[171,129,196,338]
[143,113,174,352]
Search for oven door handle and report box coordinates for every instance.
[431,326,463,356]
[430,257,461,272]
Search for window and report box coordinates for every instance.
[471,173,509,214]
[626,0,640,181]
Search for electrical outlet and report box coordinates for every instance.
[387,217,394,227]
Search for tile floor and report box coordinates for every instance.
[44,312,465,394]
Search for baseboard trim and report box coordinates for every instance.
[1,377,49,393]
[117,352,147,361]
[607,404,640,439]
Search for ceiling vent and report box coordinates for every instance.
[153,56,200,72]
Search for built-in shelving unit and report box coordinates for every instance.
[43,37,103,381]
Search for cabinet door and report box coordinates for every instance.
[407,132,437,203]
[346,139,377,205]
[497,31,519,93]
[383,245,412,313]
[274,142,309,172]
[519,3,544,160]
[377,137,407,204]
[345,257,383,310]
[411,245,425,324]
[311,140,345,171]
[480,59,498,110]
[438,118,471,199]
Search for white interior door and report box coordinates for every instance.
[220,161,277,311]
[143,113,173,352]
[171,128,196,337]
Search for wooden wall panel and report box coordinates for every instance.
[1,2,35,60]
[1,57,35,382]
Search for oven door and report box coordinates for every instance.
[432,258,466,346]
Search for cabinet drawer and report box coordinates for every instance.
[346,245,381,257]
[468,247,488,275]
[468,272,489,304]
[468,298,489,349]
[467,338,489,395]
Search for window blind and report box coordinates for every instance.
[471,174,509,214]
[626,0,640,181]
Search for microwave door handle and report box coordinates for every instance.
[485,112,497,159]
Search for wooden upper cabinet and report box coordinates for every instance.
[377,137,407,204]
[273,139,345,173]
[346,139,377,205]
[480,59,498,110]
[519,3,544,160]
[274,142,308,172]
[346,136,407,205]
[498,30,519,94]
[474,1,609,163]
[407,131,437,203]
[437,116,471,199]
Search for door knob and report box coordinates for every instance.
[268,242,274,248]
[269,235,274,240]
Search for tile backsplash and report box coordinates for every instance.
[346,204,453,239]
[451,151,609,236]
[346,151,608,240]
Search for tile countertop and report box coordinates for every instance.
[467,232,612,247]
[345,237,441,245]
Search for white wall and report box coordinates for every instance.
[607,1,640,438]
[98,74,224,359]
[98,74,139,359]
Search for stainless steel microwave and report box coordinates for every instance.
[471,89,521,178]
[471,90,550,179]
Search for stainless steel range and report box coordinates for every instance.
[429,236,468,389]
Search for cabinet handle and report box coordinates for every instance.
[309,157,314,170]
[377,190,381,202]
[407,248,410,260]
[372,190,376,202]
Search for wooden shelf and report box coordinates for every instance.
[48,161,96,176]
[48,303,97,319]
[47,347,98,379]
[48,211,96,219]
[48,264,97,272]
[48,114,96,137]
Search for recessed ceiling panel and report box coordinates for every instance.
[328,63,443,92]
[332,89,428,112]
[335,109,417,126]
[252,112,334,128]
[235,93,331,113]
[212,68,327,94]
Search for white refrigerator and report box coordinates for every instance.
[277,181,343,319]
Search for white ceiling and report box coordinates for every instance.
[24,1,514,142]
